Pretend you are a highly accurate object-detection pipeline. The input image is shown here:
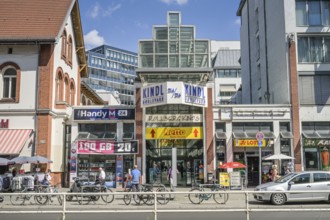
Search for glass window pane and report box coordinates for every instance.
[3,78,9,98]
[140,55,153,68]
[155,55,168,67]
[169,13,179,26]
[298,37,309,62]
[155,41,168,53]
[169,28,179,40]
[4,68,16,76]
[11,78,16,98]
[296,0,307,25]
[195,54,208,67]
[169,41,179,53]
[322,0,330,25]
[140,41,153,53]
[180,27,193,40]
[324,37,330,61]
[195,41,209,53]
[308,0,321,25]
[310,37,323,62]
[169,55,179,67]
[180,41,193,53]
[180,55,193,67]
[154,27,168,40]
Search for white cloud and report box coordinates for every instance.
[89,3,100,18]
[103,3,122,17]
[234,18,241,25]
[160,0,188,5]
[84,30,105,50]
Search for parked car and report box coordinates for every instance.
[253,171,330,205]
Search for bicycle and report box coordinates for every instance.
[10,184,42,205]
[34,185,63,205]
[188,182,229,204]
[123,183,143,205]
[77,184,114,205]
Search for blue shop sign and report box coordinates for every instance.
[74,108,135,120]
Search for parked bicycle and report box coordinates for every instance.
[188,182,229,204]
[77,183,114,205]
[34,184,63,205]
[10,184,45,205]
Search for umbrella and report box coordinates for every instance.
[30,155,53,164]
[219,161,246,169]
[263,153,295,161]
[8,156,34,165]
[0,157,10,166]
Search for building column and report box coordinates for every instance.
[288,35,302,171]
[205,88,214,175]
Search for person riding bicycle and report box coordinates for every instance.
[131,165,141,192]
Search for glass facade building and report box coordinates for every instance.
[84,45,138,106]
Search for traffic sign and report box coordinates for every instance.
[258,140,263,147]
[256,131,264,141]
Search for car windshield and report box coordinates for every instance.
[275,173,297,183]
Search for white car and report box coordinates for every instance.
[254,171,330,205]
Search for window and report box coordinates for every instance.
[69,80,75,106]
[64,76,69,103]
[257,64,261,89]
[299,75,330,104]
[292,173,310,184]
[313,172,330,182]
[55,69,64,101]
[2,67,18,101]
[61,30,67,59]
[296,0,330,26]
[256,35,260,60]
[67,36,73,65]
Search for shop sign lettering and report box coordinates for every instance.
[77,140,138,154]
[146,127,203,139]
[304,139,330,147]
[0,119,9,128]
[145,114,202,123]
[235,139,266,147]
[74,108,135,120]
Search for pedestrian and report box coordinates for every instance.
[167,166,179,190]
[98,167,106,185]
[12,168,17,177]
[131,164,141,192]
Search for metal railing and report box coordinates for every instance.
[1,190,330,220]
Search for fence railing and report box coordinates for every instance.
[1,190,330,220]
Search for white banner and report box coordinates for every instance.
[145,114,203,123]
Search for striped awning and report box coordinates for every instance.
[0,129,33,155]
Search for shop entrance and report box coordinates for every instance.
[247,156,259,186]
[146,139,204,187]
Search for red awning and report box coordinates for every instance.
[0,129,33,155]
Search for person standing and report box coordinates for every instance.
[131,165,141,192]
[98,167,106,185]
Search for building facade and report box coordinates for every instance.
[84,45,138,106]
[237,0,330,173]
[0,0,87,186]
[136,11,213,187]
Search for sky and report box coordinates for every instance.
[79,0,241,53]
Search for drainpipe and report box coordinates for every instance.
[263,0,270,104]
[247,0,253,103]
[33,42,41,158]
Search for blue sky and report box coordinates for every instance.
[79,0,241,52]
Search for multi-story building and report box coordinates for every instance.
[136,11,213,187]
[84,45,138,106]
[237,0,330,173]
[0,0,87,186]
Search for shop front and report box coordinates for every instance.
[69,107,137,187]
[303,139,330,171]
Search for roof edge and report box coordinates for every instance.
[236,0,247,16]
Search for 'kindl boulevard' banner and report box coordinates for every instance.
[77,140,138,155]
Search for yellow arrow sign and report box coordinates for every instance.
[146,127,203,139]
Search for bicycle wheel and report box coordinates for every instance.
[10,195,25,205]
[35,187,49,205]
[213,189,229,204]
[78,188,91,205]
[101,187,114,204]
[156,187,170,205]
[188,188,203,204]
[56,195,63,205]
[142,188,154,206]
[123,189,131,205]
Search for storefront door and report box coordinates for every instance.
[247,156,259,186]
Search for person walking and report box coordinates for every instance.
[131,165,141,192]
[98,167,106,185]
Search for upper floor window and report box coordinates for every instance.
[3,68,17,99]
[296,0,330,26]
[61,30,67,59]
[298,36,330,62]
[68,36,73,65]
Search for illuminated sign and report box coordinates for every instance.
[146,127,203,139]
[77,140,138,154]
[235,139,267,147]
[74,109,135,120]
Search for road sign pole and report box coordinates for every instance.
[256,132,264,186]
[259,147,262,185]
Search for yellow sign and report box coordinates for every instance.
[235,139,267,147]
[219,172,230,187]
[146,127,203,139]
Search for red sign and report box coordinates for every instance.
[78,140,115,154]
[77,140,138,155]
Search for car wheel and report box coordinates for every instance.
[271,193,286,205]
